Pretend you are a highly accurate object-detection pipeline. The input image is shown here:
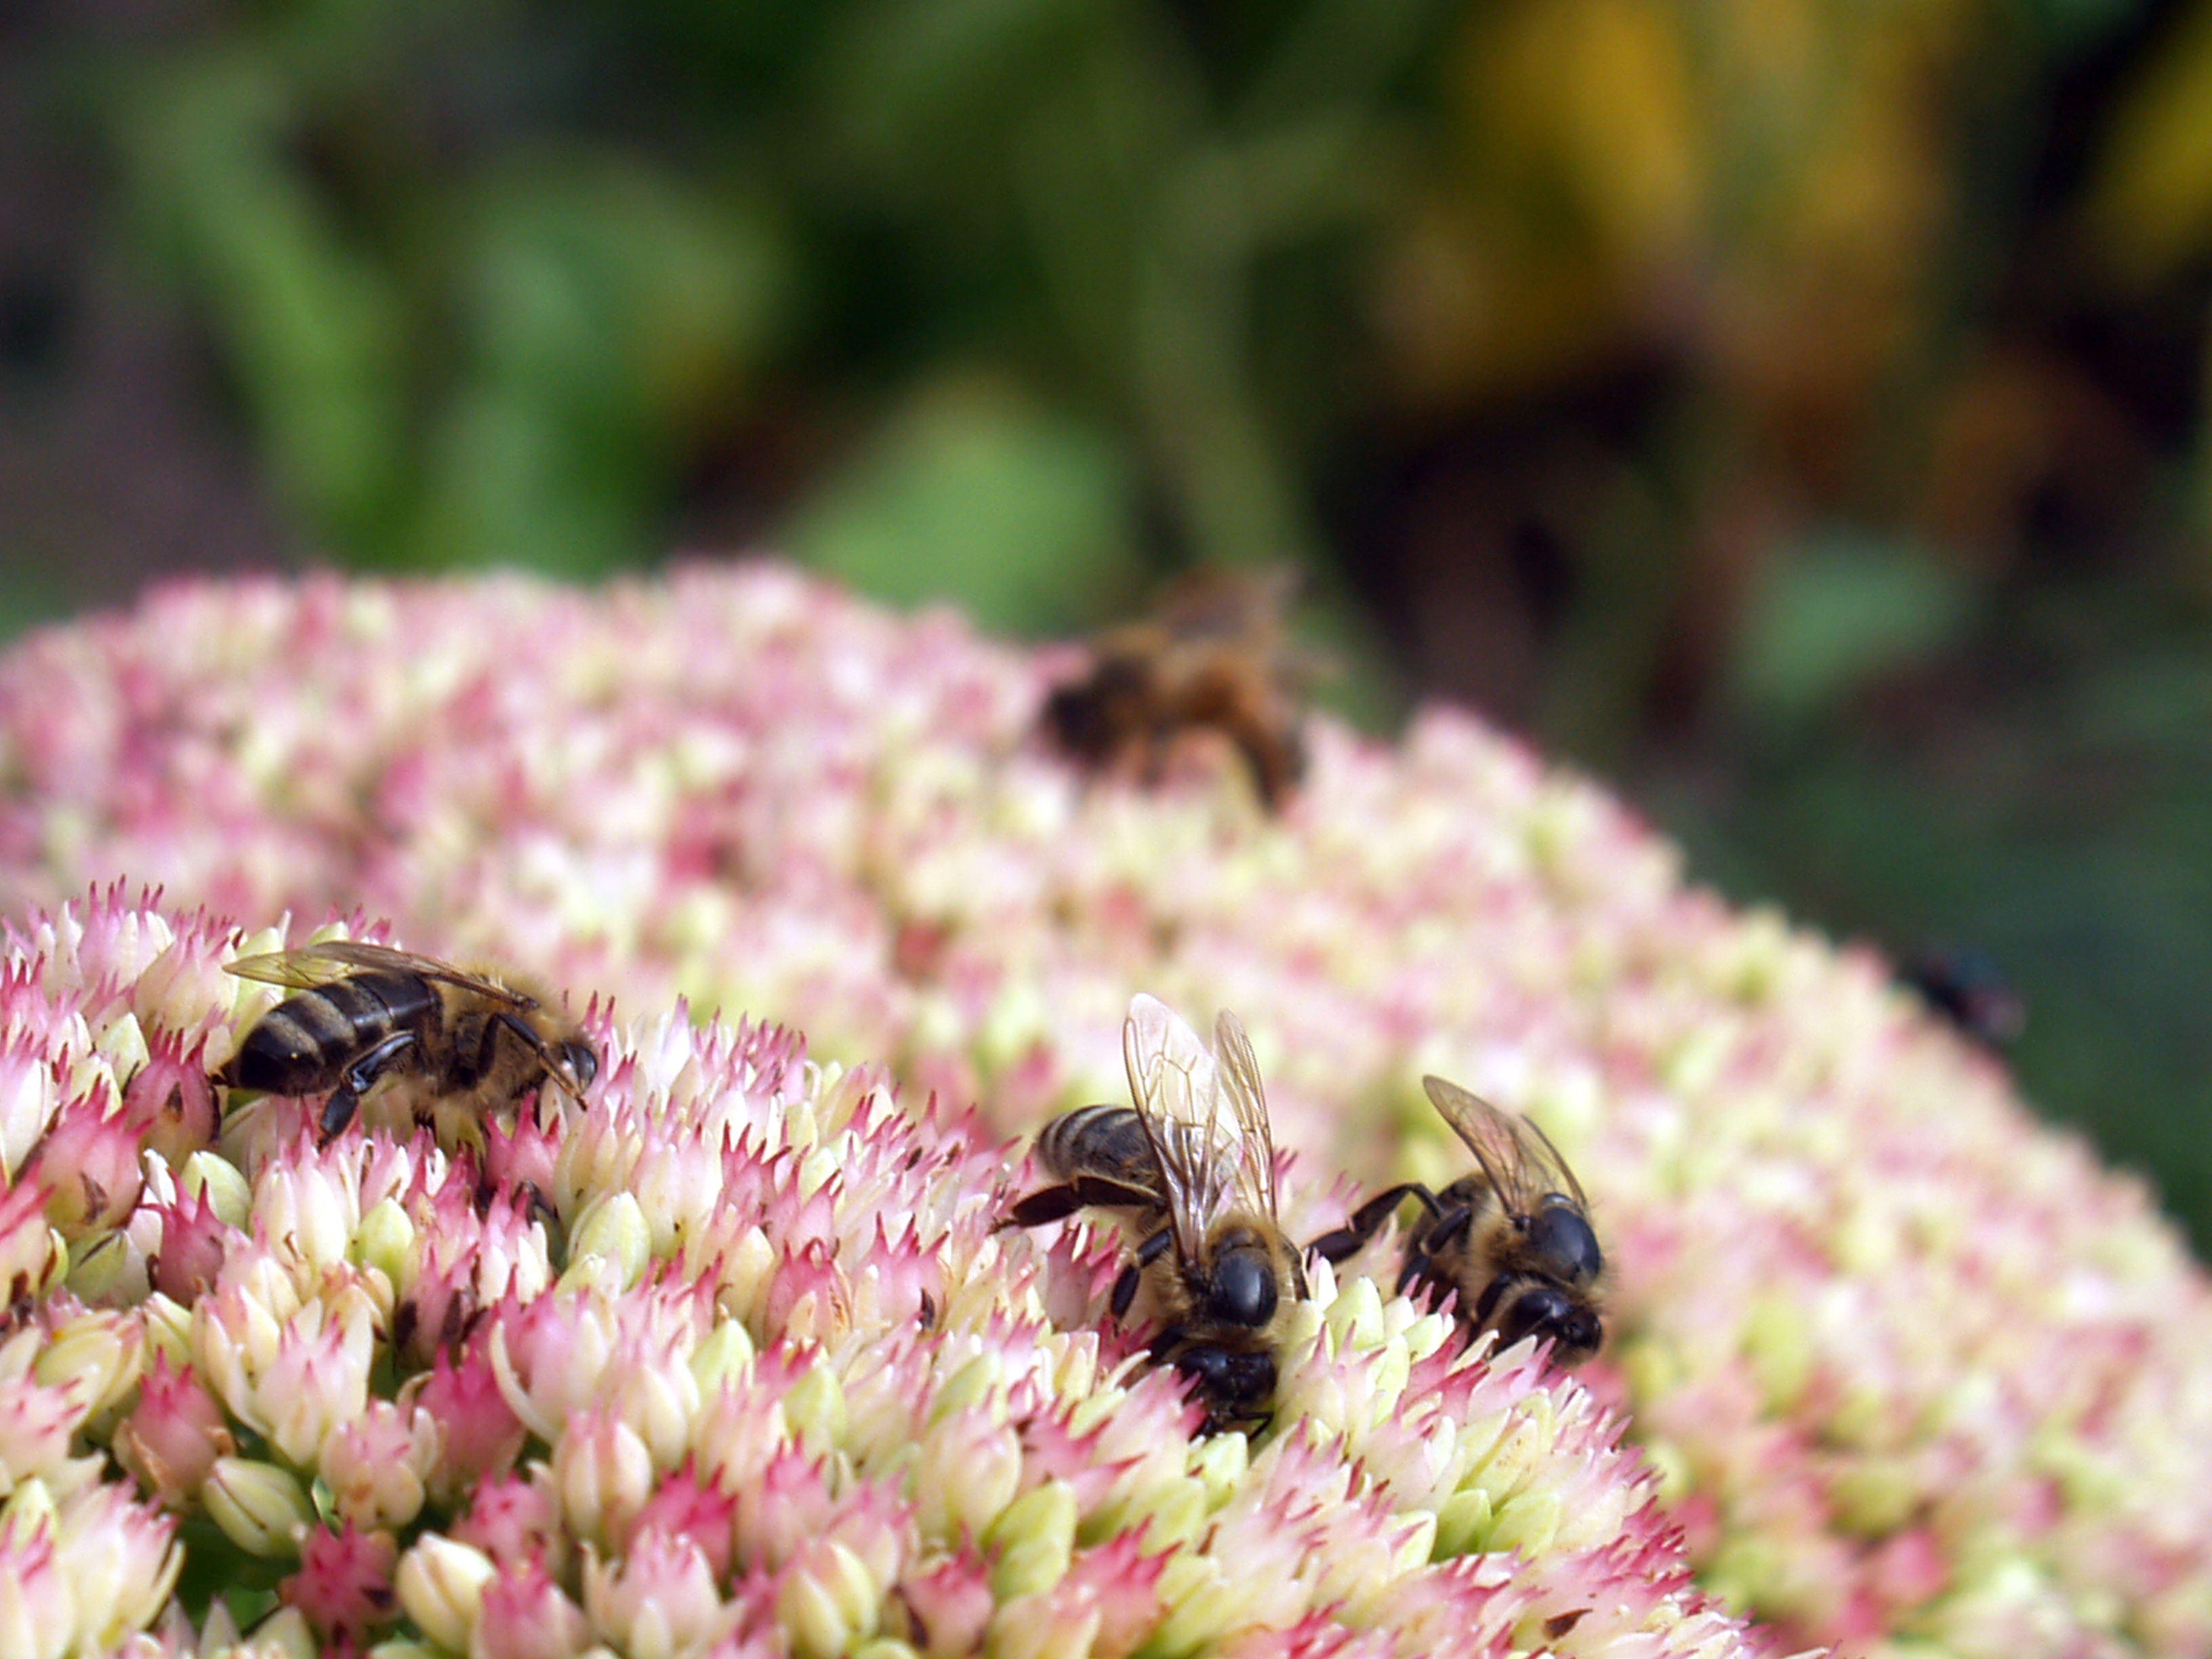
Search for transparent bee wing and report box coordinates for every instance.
[1211,1010,1282,1221]
[1420,1075,1590,1220]
[1122,994,1234,1260]
[226,940,539,1009]
[1152,564,1300,642]
[222,943,387,991]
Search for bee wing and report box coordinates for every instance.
[226,940,539,1009]
[1122,994,1234,1261]
[1421,1076,1590,1219]
[1154,563,1300,642]
[223,943,386,991]
[1210,1010,1282,1221]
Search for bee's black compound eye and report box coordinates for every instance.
[1529,1201,1601,1283]
[1211,1250,1278,1328]
[1175,1345,1276,1407]
[561,1040,599,1092]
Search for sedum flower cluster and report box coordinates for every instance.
[0,563,2207,1658]
[0,897,1744,1659]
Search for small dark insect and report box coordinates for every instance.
[1002,995,1309,1433]
[1900,950,2024,1050]
[214,940,598,1143]
[1309,1077,1603,1366]
[1042,565,1314,811]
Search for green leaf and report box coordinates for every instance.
[787,373,1141,634]
[1729,531,1972,727]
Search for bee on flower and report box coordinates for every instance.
[213,940,598,1145]
[1309,1078,1604,1366]
[1002,994,1311,1433]
[1041,565,1315,811]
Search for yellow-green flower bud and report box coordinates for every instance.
[202,1457,314,1557]
[394,1534,496,1654]
[1188,1429,1247,1507]
[559,1191,651,1294]
[34,1309,144,1429]
[353,1197,414,1288]
[986,1480,1076,1600]
[778,1540,878,1659]
[782,1361,846,1457]
[928,1352,1003,1423]
[180,1151,251,1230]
[234,1606,318,1659]
[689,1319,755,1396]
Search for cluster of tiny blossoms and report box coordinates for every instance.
[0,897,1747,1659]
[0,565,2207,1658]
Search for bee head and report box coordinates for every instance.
[1498,1282,1603,1366]
[1208,1245,1279,1329]
[1043,657,1150,760]
[1528,1198,1602,1285]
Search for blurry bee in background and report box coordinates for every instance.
[1002,995,1309,1432]
[1042,565,1314,812]
[1308,1076,1603,1366]
[1900,949,2025,1052]
[214,941,598,1143]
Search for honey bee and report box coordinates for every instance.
[1308,1077,1603,1366]
[214,941,598,1142]
[1042,565,1312,811]
[1002,995,1309,1431]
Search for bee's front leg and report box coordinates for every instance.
[1111,1229,1173,1317]
[321,1031,419,1140]
[1306,1182,1439,1264]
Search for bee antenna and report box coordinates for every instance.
[493,1012,588,1104]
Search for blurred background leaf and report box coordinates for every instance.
[3,0,2211,1261]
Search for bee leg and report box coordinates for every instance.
[321,1031,419,1140]
[1397,1202,1473,1296]
[1394,1247,1431,1297]
[1111,1228,1174,1318]
[1424,1205,1474,1252]
[1001,1176,1157,1229]
[1306,1183,1438,1264]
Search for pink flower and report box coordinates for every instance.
[25,1088,142,1241]
[626,1460,739,1582]
[148,1186,228,1303]
[0,1326,93,1487]
[449,1471,567,1575]
[115,1351,233,1507]
[315,1397,437,1531]
[393,1182,549,1369]
[39,1480,184,1648]
[471,1555,591,1659]
[893,1551,996,1658]
[117,1027,219,1168]
[583,1523,736,1655]
[407,1338,528,1507]
[0,1175,60,1311]
[0,1512,73,1659]
[278,1522,398,1644]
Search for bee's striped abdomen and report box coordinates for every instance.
[1036,1103,1158,1190]
[223,970,439,1094]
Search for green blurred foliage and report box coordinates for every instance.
[12,0,2212,1250]
[790,374,1143,632]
